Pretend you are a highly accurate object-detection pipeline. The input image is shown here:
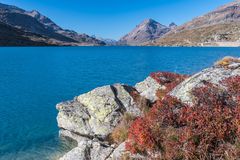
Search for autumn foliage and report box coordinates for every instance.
[126,76,240,159]
[150,72,188,99]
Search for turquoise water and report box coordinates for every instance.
[0,47,240,160]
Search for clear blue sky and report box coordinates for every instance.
[1,0,233,40]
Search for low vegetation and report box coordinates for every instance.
[110,113,136,144]
[125,76,240,159]
[215,56,240,68]
[150,72,188,99]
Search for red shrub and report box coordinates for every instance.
[150,72,188,96]
[126,96,186,155]
[222,76,240,105]
[126,117,155,154]
[125,76,240,159]
[191,82,231,107]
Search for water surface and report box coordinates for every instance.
[0,47,240,160]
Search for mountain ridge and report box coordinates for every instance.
[146,0,240,46]
[0,2,105,46]
[119,18,174,45]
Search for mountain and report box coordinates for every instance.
[0,3,105,46]
[92,36,118,45]
[119,19,172,45]
[169,22,177,29]
[147,0,240,46]
[0,22,51,46]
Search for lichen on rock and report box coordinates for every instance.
[57,57,240,160]
[56,84,144,160]
[170,56,240,105]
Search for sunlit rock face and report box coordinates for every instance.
[56,84,144,160]
[170,57,240,105]
[57,84,142,139]
[57,57,240,159]
[119,19,171,45]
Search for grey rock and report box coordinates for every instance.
[59,135,114,160]
[59,129,89,144]
[59,141,90,160]
[108,142,126,160]
[135,76,165,103]
[57,100,92,136]
[170,58,240,105]
[90,142,114,160]
[57,84,141,136]
[57,84,144,160]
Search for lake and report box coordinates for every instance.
[0,47,240,160]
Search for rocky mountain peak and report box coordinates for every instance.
[139,18,166,29]
[28,10,41,18]
[169,22,177,29]
[0,2,105,46]
[142,18,156,24]
[119,19,170,45]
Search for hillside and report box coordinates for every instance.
[147,22,240,46]
[0,22,51,46]
[0,3,105,46]
[147,0,240,46]
[119,19,173,45]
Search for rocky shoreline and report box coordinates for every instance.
[56,56,240,160]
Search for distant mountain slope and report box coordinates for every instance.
[176,0,240,32]
[0,2,105,46]
[119,19,173,45]
[0,22,50,46]
[147,0,240,46]
[92,36,118,45]
[147,22,240,46]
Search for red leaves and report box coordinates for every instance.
[191,82,229,107]
[150,72,188,86]
[126,96,185,155]
[125,76,240,159]
[150,72,188,97]
[126,117,155,154]
[222,76,240,105]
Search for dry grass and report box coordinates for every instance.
[120,153,131,160]
[130,90,150,114]
[215,56,240,67]
[110,113,136,144]
[146,22,240,46]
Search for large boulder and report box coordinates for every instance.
[135,76,165,103]
[59,140,114,160]
[57,84,143,160]
[107,142,126,160]
[135,72,188,103]
[170,57,240,105]
[57,84,141,139]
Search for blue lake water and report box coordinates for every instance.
[0,47,240,160]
